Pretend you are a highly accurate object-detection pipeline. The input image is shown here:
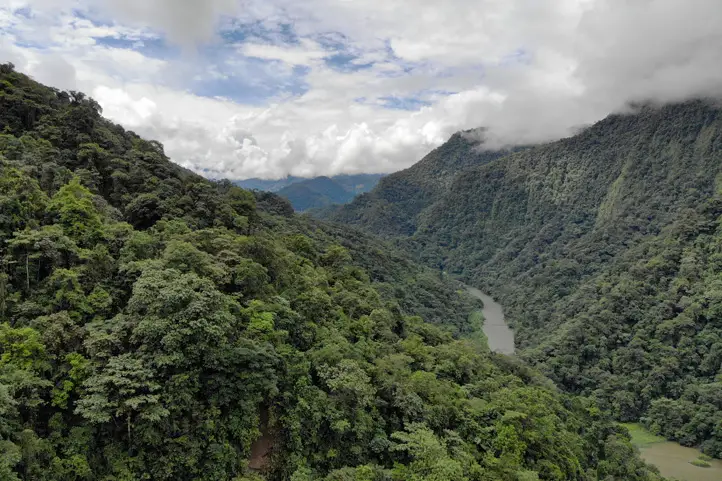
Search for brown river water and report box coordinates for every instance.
[466,287,515,355]
[639,442,722,480]
[465,287,722,479]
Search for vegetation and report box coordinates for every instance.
[319,132,518,236]
[324,100,722,457]
[620,424,666,448]
[236,174,384,212]
[0,63,663,479]
[277,177,349,211]
[690,458,711,468]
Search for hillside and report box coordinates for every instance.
[319,132,518,235]
[0,63,663,480]
[277,176,352,211]
[237,174,383,195]
[325,100,722,457]
[236,174,384,211]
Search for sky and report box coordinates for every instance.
[1,1,722,180]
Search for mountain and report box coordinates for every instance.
[277,176,353,211]
[233,176,304,192]
[317,132,521,235]
[322,99,722,457]
[236,173,384,211]
[0,63,661,480]
[236,174,384,194]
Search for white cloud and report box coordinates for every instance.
[96,0,240,46]
[93,86,156,125]
[241,39,327,66]
[28,53,77,90]
[2,0,722,180]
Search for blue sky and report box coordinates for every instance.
[1,0,721,179]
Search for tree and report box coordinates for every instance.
[391,424,466,481]
[0,324,51,417]
[0,165,48,246]
[47,178,103,246]
[76,353,168,448]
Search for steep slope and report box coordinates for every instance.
[319,132,516,235]
[0,63,662,480]
[328,99,722,456]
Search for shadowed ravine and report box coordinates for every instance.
[466,287,515,354]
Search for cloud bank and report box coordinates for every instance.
[1,0,721,179]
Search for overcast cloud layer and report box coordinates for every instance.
[1,0,722,179]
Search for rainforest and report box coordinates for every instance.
[323,100,722,464]
[0,63,677,480]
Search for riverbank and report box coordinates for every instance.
[622,423,722,481]
[463,286,721,479]
[465,286,515,355]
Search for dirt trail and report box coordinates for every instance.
[248,407,273,471]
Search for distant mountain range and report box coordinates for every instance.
[234,173,384,211]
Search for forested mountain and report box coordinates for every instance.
[276,177,351,211]
[235,174,383,211]
[318,133,519,235]
[236,174,383,194]
[323,100,722,457]
[0,63,662,480]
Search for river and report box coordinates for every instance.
[640,443,722,480]
[466,286,515,354]
[623,423,722,480]
[464,287,722,478]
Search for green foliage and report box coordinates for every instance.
[0,63,662,480]
[621,423,666,448]
[0,324,47,371]
[76,353,168,427]
[690,458,711,467]
[329,98,722,458]
[0,164,48,242]
[390,423,467,481]
[47,178,103,246]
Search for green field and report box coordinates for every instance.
[621,423,666,448]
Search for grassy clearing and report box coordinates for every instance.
[620,423,666,448]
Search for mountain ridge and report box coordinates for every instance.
[236,173,384,211]
[318,132,521,235]
[0,62,663,480]
[322,99,722,456]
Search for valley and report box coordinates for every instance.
[467,285,716,480]
[323,100,722,460]
[466,287,515,355]
[235,174,384,212]
[2,1,720,479]
[0,63,665,480]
